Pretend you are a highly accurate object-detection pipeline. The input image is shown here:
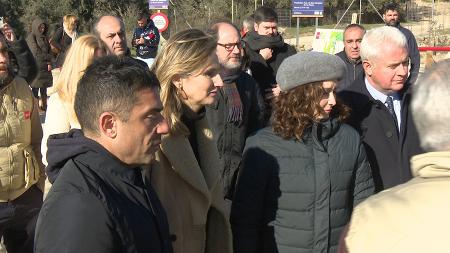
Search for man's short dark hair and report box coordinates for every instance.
[344,23,365,34]
[343,24,366,40]
[384,2,400,14]
[254,6,278,24]
[75,56,159,134]
[137,11,149,21]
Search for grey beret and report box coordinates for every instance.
[276,51,346,91]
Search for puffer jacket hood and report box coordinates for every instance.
[31,18,48,37]
[45,129,95,183]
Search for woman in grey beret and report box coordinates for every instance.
[231,52,375,253]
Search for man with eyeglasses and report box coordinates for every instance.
[206,21,265,200]
[243,6,296,120]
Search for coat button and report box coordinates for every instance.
[386,131,393,138]
[170,234,177,242]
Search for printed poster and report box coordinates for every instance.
[312,29,344,54]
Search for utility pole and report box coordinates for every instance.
[359,0,362,24]
[432,0,435,23]
[232,0,234,23]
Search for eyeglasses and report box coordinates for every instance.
[217,41,244,52]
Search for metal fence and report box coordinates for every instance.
[276,8,292,28]
[404,0,450,47]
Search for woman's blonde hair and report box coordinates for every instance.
[54,34,106,122]
[63,14,78,32]
[152,28,216,135]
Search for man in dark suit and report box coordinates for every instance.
[340,26,423,192]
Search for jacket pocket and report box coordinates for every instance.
[24,146,40,188]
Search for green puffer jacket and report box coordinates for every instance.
[231,118,374,253]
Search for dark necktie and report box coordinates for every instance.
[385,96,398,129]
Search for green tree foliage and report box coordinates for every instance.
[0,0,26,35]
[2,0,148,36]
[1,0,410,38]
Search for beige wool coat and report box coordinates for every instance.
[345,151,450,253]
[147,117,232,253]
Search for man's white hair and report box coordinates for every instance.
[411,60,450,151]
[360,26,408,61]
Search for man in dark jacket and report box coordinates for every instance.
[93,15,128,56]
[34,56,173,253]
[383,2,420,84]
[93,15,148,70]
[206,21,265,199]
[335,24,365,92]
[131,11,160,67]
[243,6,296,111]
[340,26,423,192]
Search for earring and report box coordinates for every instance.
[176,84,188,100]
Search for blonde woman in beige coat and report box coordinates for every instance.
[149,29,232,253]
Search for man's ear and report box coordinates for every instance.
[253,23,259,33]
[98,112,117,138]
[363,60,373,77]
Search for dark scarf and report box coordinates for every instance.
[244,31,285,51]
[220,69,243,123]
[181,105,205,163]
